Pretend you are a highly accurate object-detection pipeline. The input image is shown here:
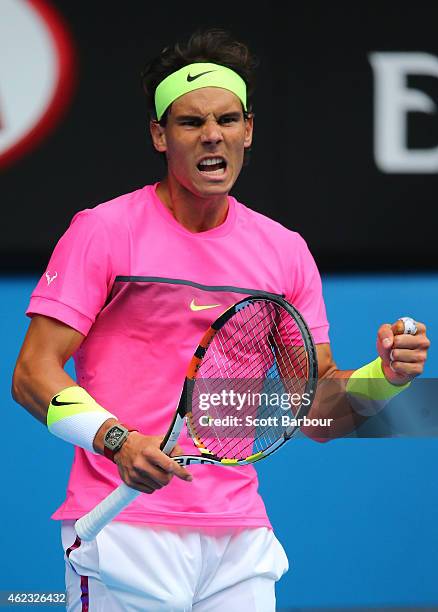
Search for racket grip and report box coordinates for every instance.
[75,484,140,541]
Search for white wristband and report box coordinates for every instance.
[47,386,117,453]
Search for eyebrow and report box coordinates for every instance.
[174,111,243,122]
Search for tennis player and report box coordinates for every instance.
[12,29,430,611]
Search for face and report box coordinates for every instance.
[150,87,253,198]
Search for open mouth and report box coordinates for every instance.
[197,156,227,175]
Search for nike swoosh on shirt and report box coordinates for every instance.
[190,299,221,312]
[51,395,84,407]
[186,70,216,82]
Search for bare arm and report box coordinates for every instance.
[12,314,85,424]
[11,314,117,453]
[304,342,362,440]
[12,314,192,490]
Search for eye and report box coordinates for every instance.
[219,115,239,125]
[180,118,203,127]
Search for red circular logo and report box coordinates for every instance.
[0,0,76,168]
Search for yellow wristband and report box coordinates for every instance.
[346,357,411,416]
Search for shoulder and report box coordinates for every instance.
[69,185,153,232]
[233,197,321,295]
[233,197,306,248]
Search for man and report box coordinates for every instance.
[12,29,430,611]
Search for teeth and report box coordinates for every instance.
[199,157,224,166]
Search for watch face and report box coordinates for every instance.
[105,426,125,449]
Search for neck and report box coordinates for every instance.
[156,177,229,232]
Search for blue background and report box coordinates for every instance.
[2,274,437,609]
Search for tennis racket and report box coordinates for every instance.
[75,293,318,541]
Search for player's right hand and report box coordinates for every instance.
[114,432,193,493]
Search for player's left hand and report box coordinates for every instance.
[377,319,430,385]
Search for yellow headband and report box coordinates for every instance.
[154,62,247,120]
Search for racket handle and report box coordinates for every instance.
[75,484,140,541]
[75,412,185,541]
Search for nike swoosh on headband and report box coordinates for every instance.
[190,299,220,311]
[51,395,84,407]
[187,70,217,82]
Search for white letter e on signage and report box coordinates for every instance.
[369,52,438,173]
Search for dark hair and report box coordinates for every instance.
[141,28,258,125]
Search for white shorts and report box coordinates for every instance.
[61,521,288,612]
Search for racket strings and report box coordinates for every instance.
[200,337,308,406]
[203,300,308,392]
[218,303,307,456]
[190,300,312,460]
[204,303,286,458]
[202,303,308,383]
[192,314,278,458]
[213,303,299,363]
[209,305,276,372]
[200,302,309,402]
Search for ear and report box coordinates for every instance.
[150,120,167,153]
[244,113,254,149]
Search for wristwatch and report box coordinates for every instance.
[103,423,136,462]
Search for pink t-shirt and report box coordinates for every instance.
[27,183,329,527]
